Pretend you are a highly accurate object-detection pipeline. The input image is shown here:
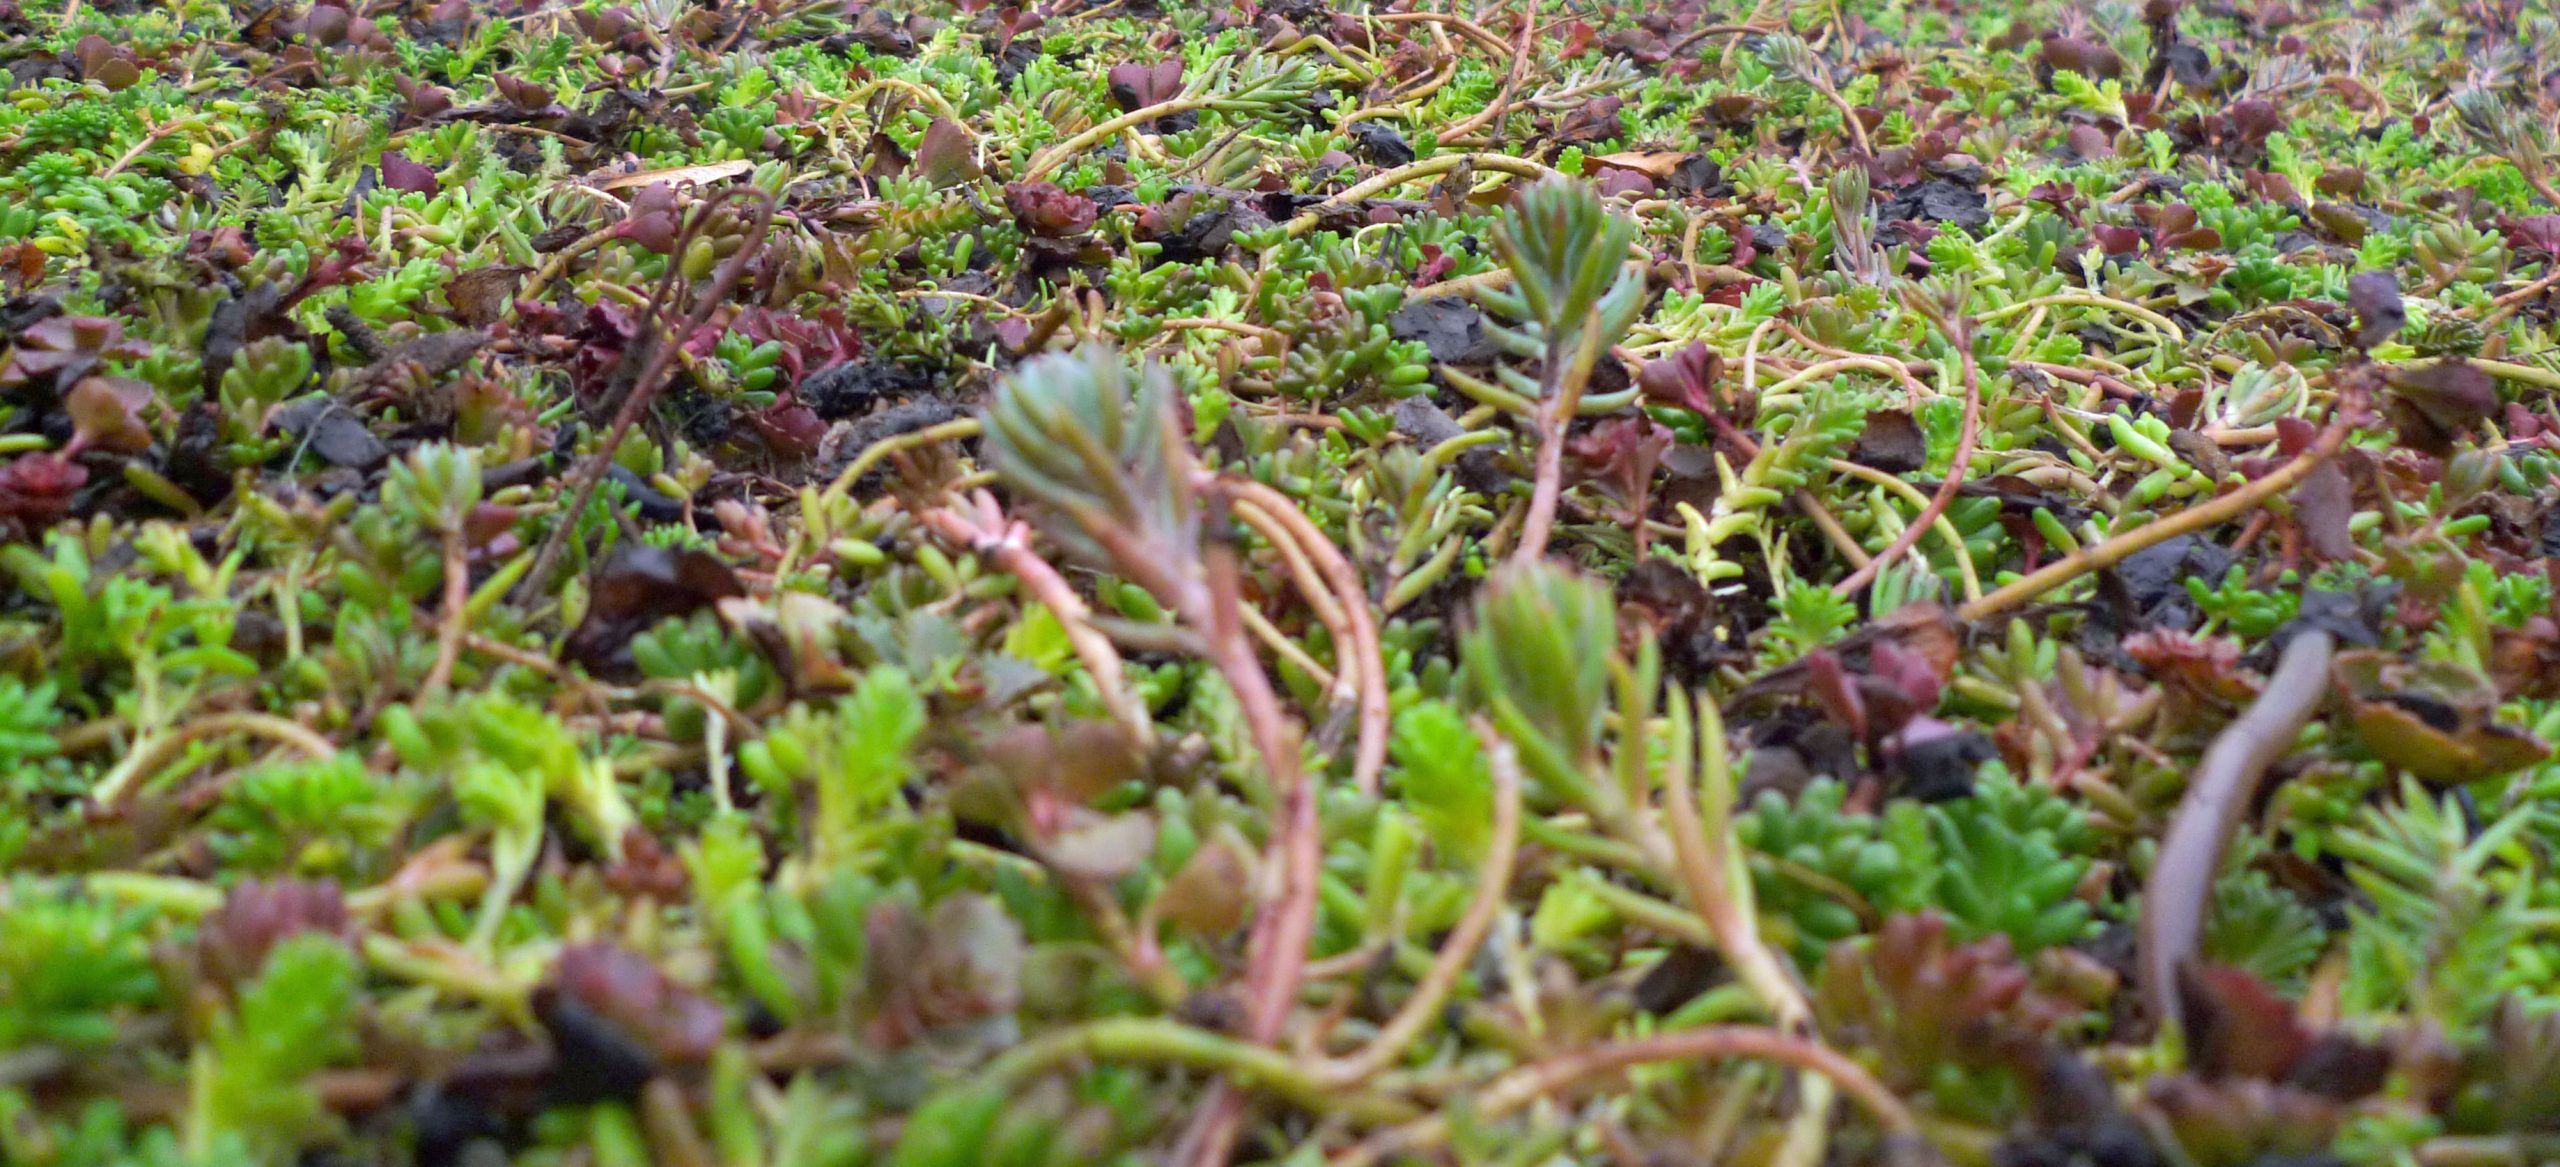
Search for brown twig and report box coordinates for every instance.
[516,187,775,607]
[1177,532,1323,1167]
[2473,266,2560,330]
[1662,21,1783,59]
[1957,381,2365,622]
[92,712,340,807]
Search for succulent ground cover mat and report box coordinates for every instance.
[4,0,2560,1165]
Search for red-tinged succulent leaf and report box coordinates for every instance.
[3,315,151,399]
[1803,649,1869,742]
[2124,629,2253,704]
[494,73,555,110]
[198,879,353,990]
[2040,34,2125,79]
[1563,414,1672,514]
[1590,167,1655,199]
[2290,460,2355,561]
[73,36,142,90]
[2136,203,2199,234]
[574,5,648,49]
[462,501,520,550]
[2346,271,2405,350]
[1556,19,1597,59]
[1864,637,1947,720]
[2385,360,2496,456]
[704,306,864,388]
[286,234,377,309]
[1702,93,1766,127]
[2316,167,2368,197]
[612,182,684,254]
[1816,914,2078,1090]
[1636,342,1724,415]
[0,453,85,532]
[2093,223,2145,255]
[2179,965,2316,1082]
[2225,99,2283,144]
[377,150,439,195]
[395,75,453,122]
[1004,181,1100,237]
[63,376,158,455]
[750,396,827,459]
[2066,124,2114,159]
[2245,171,2302,206]
[861,894,1026,1050]
[2488,616,2560,701]
[1553,95,1626,144]
[915,117,982,187]
[547,942,724,1068]
[2500,214,2560,260]
[2272,415,2319,456]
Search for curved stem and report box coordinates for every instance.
[1284,153,1561,237]
[1437,6,1534,140]
[420,526,469,697]
[920,498,1152,745]
[2138,628,2336,1029]
[1226,481,1389,798]
[515,223,622,304]
[1026,93,1215,181]
[1976,292,2185,344]
[974,1017,1420,1126]
[92,712,340,806]
[1826,459,1984,602]
[1337,1026,1917,1167]
[1509,317,1606,567]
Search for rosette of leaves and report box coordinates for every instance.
[980,343,1199,576]
[1468,177,1645,408]
[1736,779,1928,959]
[1922,770,2099,953]
[1457,559,1617,810]
[2452,90,2560,211]
[1814,912,2078,1118]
